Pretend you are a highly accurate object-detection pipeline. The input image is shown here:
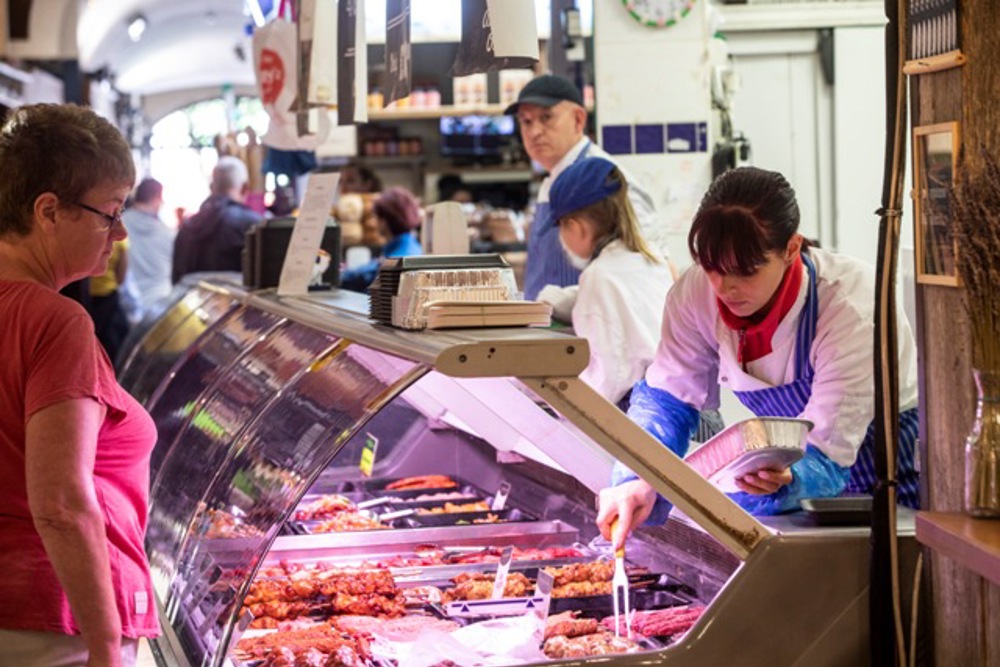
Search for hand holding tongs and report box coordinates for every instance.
[610,517,632,639]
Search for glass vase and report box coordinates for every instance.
[964,368,1000,518]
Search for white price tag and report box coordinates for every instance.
[530,569,555,644]
[491,481,512,511]
[445,596,549,618]
[277,171,340,296]
[490,546,514,599]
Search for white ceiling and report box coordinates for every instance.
[77,0,255,95]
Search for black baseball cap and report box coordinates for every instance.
[504,74,584,115]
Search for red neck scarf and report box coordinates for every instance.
[717,253,804,368]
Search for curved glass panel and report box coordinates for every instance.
[127,291,238,404]
[119,286,216,392]
[148,320,338,595]
[147,306,285,479]
[163,342,422,666]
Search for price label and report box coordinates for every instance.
[277,171,340,296]
[491,481,512,511]
[359,433,379,477]
[530,569,555,644]
[490,546,514,600]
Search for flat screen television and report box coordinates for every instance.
[439,115,516,160]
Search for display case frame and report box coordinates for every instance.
[123,280,920,667]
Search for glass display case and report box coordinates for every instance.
[123,281,921,667]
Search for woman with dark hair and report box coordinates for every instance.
[0,104,158,664]
[596,166,920,545]
[340,187,423,292]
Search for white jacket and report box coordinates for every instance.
[573,240,673,403]
[645,247,919,467]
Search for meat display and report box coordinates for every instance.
[600,606,706,639]
[446,546,584,565]
[552,581,613,598]
[442,572,533,601]
[241,567,405,627]
[399,491,480,503]
[230,475,703,662]
[204,508,262,539]
[542,632,641,658]
[234,624,371,666]
[311,511,388,533]
[416,500,491,514]
[294,495,356,521]
[384,474,458,490]
[334,613,460,640]
[542,562,616,598]
[544,611,601,640]
[544,561,614,587]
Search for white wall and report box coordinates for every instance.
[727,30,832,251]
[592,1,720,268]
[725,23,914,285]
[834,26,887,265]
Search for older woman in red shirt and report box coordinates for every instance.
[0,104,159,666]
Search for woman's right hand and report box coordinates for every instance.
[596,479,658,550]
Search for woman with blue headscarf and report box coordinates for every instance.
[540,157,675,407]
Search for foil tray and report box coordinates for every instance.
[684,417,813,493]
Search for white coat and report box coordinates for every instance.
[573,240,674,403]
[645,246,919,468]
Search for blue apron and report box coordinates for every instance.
[523,143,592,300]
[732,254,920,508]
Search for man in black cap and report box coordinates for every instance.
[506,74,670,305]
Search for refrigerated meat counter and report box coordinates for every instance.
[122,280,921,667]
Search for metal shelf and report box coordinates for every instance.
[367,104,508,121]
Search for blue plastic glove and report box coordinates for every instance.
[611,380,700,524]
[727,444,850,515]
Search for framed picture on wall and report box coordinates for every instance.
[913,122,960,286]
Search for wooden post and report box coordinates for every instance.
[915,1,1000,663]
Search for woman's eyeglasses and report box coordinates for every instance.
[75,202,124,230]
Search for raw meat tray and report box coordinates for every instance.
[289,508,536,534]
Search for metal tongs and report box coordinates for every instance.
[610,517,632,639]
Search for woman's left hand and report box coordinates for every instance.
[735,467,793,495]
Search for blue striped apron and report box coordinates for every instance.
[523,143,591,300]
[731,254,920,508]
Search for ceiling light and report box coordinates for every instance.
[127,14,147,42]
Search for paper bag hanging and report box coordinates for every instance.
[253,14,331,150]
[337,0,369,125]
[384,0,413,106]
[298,0,338,106]
[452,0,538,77]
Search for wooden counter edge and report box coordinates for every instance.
[916,511,1000,587]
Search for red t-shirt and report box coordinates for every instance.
[0,281,160,637]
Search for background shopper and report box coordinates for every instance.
[122,177,175,318]
[172,156,262,283]
[340,187,424,293]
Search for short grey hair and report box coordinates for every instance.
[211,156,249,195]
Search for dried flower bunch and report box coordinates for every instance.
[950,149,1000,371]
[950,148,1000,516]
